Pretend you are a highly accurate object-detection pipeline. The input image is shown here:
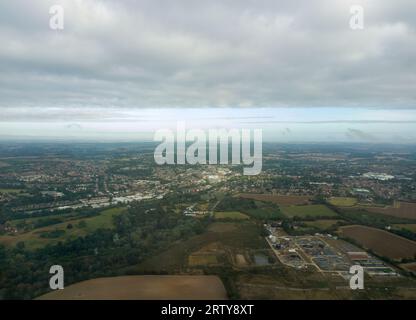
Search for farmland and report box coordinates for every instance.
[338,225,416,260]
[0,207,125,249]
[238,194,311,206]
[134,220,267,273]
[242,207,283,220]
[364,201,416,220]
[328,197,357,207]
[214,211,249,220]
[36,275,227,300]
[400,262,416,274]
[304,219,345,230]
[281,205,338,219]
[188,254,219,266]
[393,224,416,233]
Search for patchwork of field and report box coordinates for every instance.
[363,201,416,220]
[134,221,267,272]
[0,207,125,249]
[238,194,311,206]
[338,225,416,260]
[281,205,338,219]
[214,211,249,220]
[328,197,357,207]
[36,275,227,300]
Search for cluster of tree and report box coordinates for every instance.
[0,201,209,299]
[215,196,256,212]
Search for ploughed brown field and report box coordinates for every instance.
[363,201,416,220]
[338,225,416,260]
[36,275,227,300]
[400,262,416,274]
[238,194,311,206]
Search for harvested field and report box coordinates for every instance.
[400,262,416,274]
[238,194,311,206]
[37,275,227,300]
[188,254,218,266]
[364,201,416,220]
[338,225,416,260]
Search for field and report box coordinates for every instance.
[242,207,283,220]
[238,194,311,206]
[188,254,218,266]
[338,225,416,260]
[304,219,344,230]
[36,275,227,300]
[328,197,357,207]
[281,205,338,219]
[134,221,268,273]
[364,201,416,220]
[393,224,416,233]
[214,211,249,220]
[0,188,23,194]
[400,262,416,274]
[0,207,125,249]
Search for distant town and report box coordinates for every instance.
[1,142,416,299]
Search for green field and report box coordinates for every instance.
[9,212,79,228]
[304,219,344,230]
[281,204,338,219]
[328,197,357,207]
[393,224,416,233]
[242,207,284,220]
[214,211,249,220]
[0,207,126,249]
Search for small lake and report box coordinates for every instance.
[253,254,270,266]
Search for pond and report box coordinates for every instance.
[253,253,270,266]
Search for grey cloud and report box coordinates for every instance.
[0,0,416,114]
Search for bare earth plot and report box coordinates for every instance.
[37,275,227,300]
[338,225,416,260]
[364,201,416,220]
[400,262,416,274]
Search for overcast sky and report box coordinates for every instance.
[0,0,415,142]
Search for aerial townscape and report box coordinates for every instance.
[1,0,416,305]
[1,142,416,299]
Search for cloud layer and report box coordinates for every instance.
[0,0,416,114]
